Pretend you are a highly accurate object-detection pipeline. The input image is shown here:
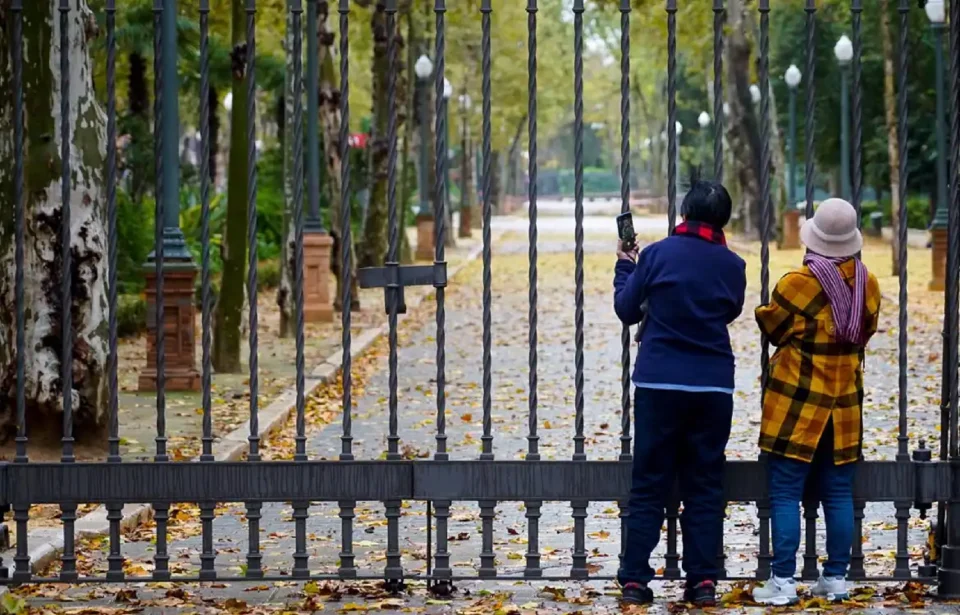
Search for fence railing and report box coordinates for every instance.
[0,0,959,598]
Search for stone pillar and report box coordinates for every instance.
[782,209,802,250]
[930,227,947,292]
[416,214,435,262]
[304,231,334,322]
[139,268,201,392]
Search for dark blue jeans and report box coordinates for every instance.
[768,421,857,578]
[617,387,733,586]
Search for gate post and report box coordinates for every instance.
[939,460,960,596]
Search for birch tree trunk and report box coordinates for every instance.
[0,0,109,443]
[880,0,902,273]
[213,0,250,372]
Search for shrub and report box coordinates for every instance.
[117,294,147,338]
[859,196,930,230]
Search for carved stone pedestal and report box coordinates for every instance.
[416,214,435,262]
[304,231,334,322]
[782,209,802,250]
[139,268,201,392]
[930,228,946,292]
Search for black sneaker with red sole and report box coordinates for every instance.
[683,580,717,606]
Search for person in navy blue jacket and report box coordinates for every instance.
[613,180,746,607]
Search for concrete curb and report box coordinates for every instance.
[1,238,490,577]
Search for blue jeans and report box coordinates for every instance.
[768,421,857,579]
[618,388,733,586]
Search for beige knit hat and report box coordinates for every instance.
[800,198,863,258]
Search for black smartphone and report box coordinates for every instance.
[617,211,636,252]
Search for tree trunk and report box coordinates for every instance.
[358,1,391,269]
[725,0,762,236]
[880,0,901,273]
[318,0,360,311]
[213,0,249,373]
[0,0,109,444]
[278,7,296,339]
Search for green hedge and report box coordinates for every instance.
[859,197,930,230]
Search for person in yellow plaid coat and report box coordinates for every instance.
[752,199,881,606]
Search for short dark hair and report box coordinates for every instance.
[680,180,732,228]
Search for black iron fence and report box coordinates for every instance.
[1,0,960,597]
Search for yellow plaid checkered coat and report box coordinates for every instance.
[755,260,881,465]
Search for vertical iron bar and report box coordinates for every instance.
[104,0,119,464]
[523,0,542,582]
[480,0,494,462]
[293,503,309,578]
[198,0,217,582]
[895,501,911,578]
[851,0,863,222]
[105,0,124,580]
[572,0,585,462]
[383,0,402,589]
[293,0,307,463]
[59,0,74,464]
[153,0,167,463]
[340,0,354,463]
[60,504,77,582]
[756,499,771,579]
[244,0,264,580]
[896,0,909,462]
[306,0,323,229]
[13,505,29,582]
[803,0,816,219]
[478,500,496,577]
[759,0,771,392]
[526,0,539,464]
[12,0,26,464]
[801,500,818,580]
[618,0,632,463]
[246,502,263,578]
[152,504,170,580]
[849,498,866,579]
[246,0,261,464]
[291,0,309,582]
[666,0,677,232]
[948,0,960,461]
[713,0,724,182]
[433,500,452,583]
[571,501,588,579]
[433,0,449,462]
[386,0,401,461]
[200,0,214,462]
[664,500,680,578]
[524,501,542,578]
[338,0,356,580]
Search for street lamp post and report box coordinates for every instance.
[698,111,711,173]
[414,54,434,261]
[926,0,948,290]
[675,121,683,198]
[140,0,200,391]
[782,64,804,250]
[458,92,473,239]
[785,64,802,207]
[301,0,333,323]
[443,78,453,242]
[835,35,853,200]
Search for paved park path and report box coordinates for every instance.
[13,203,957,613]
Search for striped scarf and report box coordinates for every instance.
[802,252,868,345]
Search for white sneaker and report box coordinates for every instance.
[752,576,799,606]
[811,575,849,601]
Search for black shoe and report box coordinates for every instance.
[621,582,654,605]
[683,580,717,606]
